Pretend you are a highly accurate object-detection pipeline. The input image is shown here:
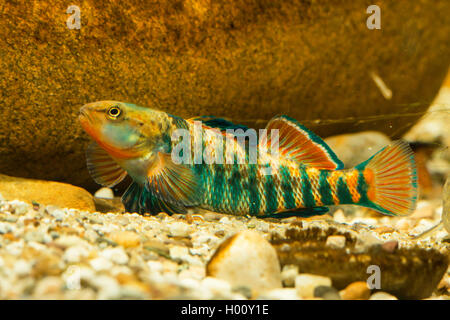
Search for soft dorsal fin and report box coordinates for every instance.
[86,142,128,187]
[188,116,248,131]
[145,152,200,209]
[263,115,344,170]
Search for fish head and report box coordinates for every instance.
[79,100,172,160]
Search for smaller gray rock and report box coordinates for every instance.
[314,286,341,300]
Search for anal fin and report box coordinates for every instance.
[122,181,190,215]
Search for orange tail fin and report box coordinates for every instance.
[356,140,418,216]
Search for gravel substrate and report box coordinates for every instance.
[0,197,448,300]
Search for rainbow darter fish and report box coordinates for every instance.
[79,101,418,218]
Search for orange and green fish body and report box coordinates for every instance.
[79,101,418,218]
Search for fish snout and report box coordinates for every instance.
[78,105,95,128]
[78,107,88,121]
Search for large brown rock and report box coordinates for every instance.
[0,174,95,212]
[0,0,449,190]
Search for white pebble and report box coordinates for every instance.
[146,261,163,274]
[94,187,114,199]
[63,246,89,263]
[281,265,299,287]
[13,259,31,277]
[169,246,189,260]
[395,218,414,231]
[219,216,232,225]
[100,247,129,265]
[9,200,30,215]
[333,209,347,223]
[257,288,300,300]
[6,241,24,256]
[295,274,332,298]
[33,277,63,296]
[56,235,90,248]
[0,222,12,234]
[168,222,191,237]
[50,209,65,221]
[326,235,346,249]
[109,265,133,277]
[207,230,282,292]
[351,217,378,226]
[90,275,121,300]
[192,232,220,246]
[179,278,201,290]
[369,292,398,300]
[89,257,114,271]
[410,219,436,236]
[201,277,232,295]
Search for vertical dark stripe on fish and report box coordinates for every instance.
[318,170,334,205]
[357,169,369,205]
[212,165,225,210]
[248,164,260,215]
[264,170,278,214]
[280,165,296,210]
[229,164,242,212]
[301,168,316,208]
[336,175,353,204]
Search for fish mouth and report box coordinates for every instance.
[78,107,96,137]
[78,106,92,125]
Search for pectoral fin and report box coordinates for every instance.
[86,142,127,187]
[145,152,200,210]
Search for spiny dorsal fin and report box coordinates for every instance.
[188,116,248,131]
[146,152,200,209]
[86,142,128,187]
[263,115,344,170]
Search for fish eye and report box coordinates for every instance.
[107,106,121,119]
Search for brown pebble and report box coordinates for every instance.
[143,240,170,255]
[381,240,398,253]
[108,230,140,248]
[156,212,170,219]
[289,220,303,229]
[215,230,226,238]
[192,215,205,223]
[203,212,223,221]
[2,233,15,241]
[185,214,194,224]
[340,281,371,300]
[374,226,396,234]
